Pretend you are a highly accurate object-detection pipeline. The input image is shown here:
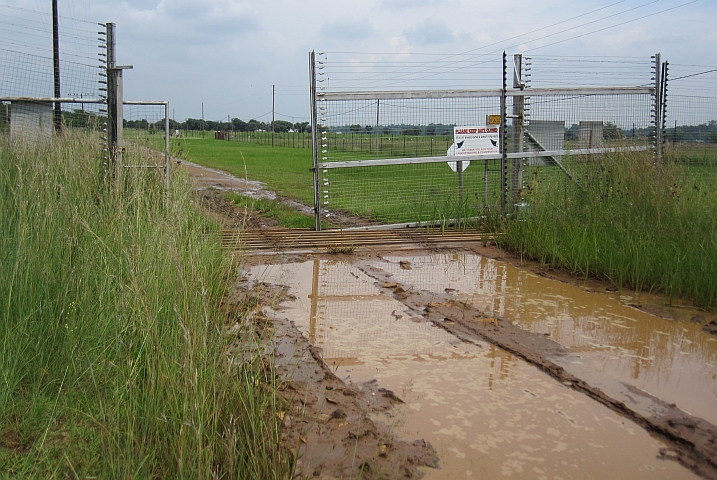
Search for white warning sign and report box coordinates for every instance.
[453,126,500,156]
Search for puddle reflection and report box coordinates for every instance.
[248,256,705,479]
[382,254,717,426]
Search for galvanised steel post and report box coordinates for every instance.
[653,53,662,160]
[106,23,116,162]
[165,102,170,193]
[511,54,524,208]
[310,51,321,231]
[52,0,62,133]
[500,51,508,214]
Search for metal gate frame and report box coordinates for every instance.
[310,51,664,231]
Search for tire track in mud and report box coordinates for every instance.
[355,260,717,480]
[227,277,440,479]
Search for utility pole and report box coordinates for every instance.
[52,0,62,132]
[272,84,275,148]
[201,102,204,138]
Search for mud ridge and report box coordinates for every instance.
[227,276,439,479]
[355,260,717,480]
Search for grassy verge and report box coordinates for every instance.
[0,132,288,478]
[221,191,334,229]
[177,138,501,227]
[499,150,717,310]
[170,137,315,204]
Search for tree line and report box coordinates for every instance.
[4,106,715,143]
[165,118,310,133]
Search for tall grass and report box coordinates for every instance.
[500,150,717,310]
[0,132,288,477]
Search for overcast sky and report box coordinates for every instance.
[4,0,716,123]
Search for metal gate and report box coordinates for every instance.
[310,52,665,231]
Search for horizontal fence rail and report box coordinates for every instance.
[320,86,654,101]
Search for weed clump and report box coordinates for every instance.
[500,150,717,310]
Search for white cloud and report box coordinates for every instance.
[403,17,455,46]
[6,0,710,120]
[320,17,375,40]
[380,0,446,9]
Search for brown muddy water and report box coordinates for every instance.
[248,254,716,479]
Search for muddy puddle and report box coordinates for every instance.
[248,254,715,479]
[378,254,717,427]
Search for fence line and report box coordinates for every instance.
[308,51,663,229]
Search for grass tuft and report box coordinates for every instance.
[0,131,289,478]
[500,150,717,310]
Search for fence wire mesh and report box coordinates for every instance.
[313,52,658,227]
[320,160,503,225]
[518,55,653,89]
[660,63,717,168]
[0,4,105,127]
[122,103,169,171]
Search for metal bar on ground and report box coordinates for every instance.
[218,228,495,252]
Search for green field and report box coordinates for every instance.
[169,135,504,226]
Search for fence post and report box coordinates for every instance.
[106,23,116,168]
[511,54,525,208]
[164,101,170,193]
[500,51,508,213]
[106,23,132,171]
[52,0,62,133]
[375,99,380,156]
[310,51,321,231]
[661,61,669,154]
[653,53,662,160]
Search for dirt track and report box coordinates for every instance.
[186,160,717,479]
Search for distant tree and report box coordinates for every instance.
[185,118,202,130]
[426,124,436,136]
[246,119,264,132]
[365,125,372,134]
[124,119,149,129]
[603,122,624,140]
[232,118,247,131]
[62,109,100,129]
[294,122,310,133]
[273,120,293,132]
[349,124,361,133]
